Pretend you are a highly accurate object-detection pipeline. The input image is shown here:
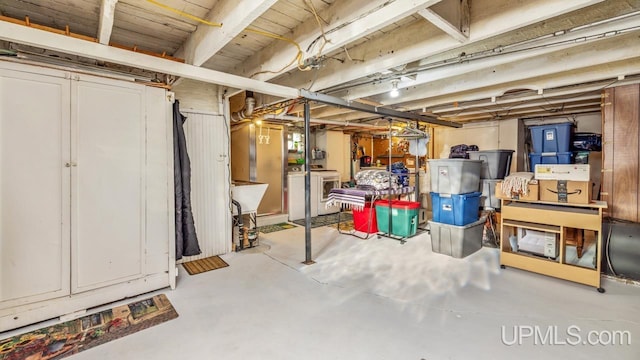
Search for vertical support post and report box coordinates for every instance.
[303,101,315,265]
[415,120,420,202]
[387,118,393,236]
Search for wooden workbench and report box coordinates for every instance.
[499,199,607,292]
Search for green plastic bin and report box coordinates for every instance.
[374,200,420,237]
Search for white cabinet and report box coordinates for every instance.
[287,173,318,221]
[316,130,351,181]
[0,62,174,331]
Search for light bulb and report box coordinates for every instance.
[389,80,399,98]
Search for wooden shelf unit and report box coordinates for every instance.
[499,199,607,291]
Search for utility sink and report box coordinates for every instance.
[231,181,268,215]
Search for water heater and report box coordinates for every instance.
[603,221,640,281]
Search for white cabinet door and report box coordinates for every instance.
[0,67,71,307]
[71,76,145,293]
[323,130,344,174]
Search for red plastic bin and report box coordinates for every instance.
[352,202,378,233]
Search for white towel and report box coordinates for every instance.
[502,172,534,196]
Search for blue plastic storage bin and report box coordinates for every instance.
[430,192,481,226]
[529,152,573,169]
[529,122,574,153]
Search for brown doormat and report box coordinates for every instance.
[182,255,229,275]
[0,294,178,360]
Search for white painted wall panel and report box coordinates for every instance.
[434,122,500,159]
[434,119,521,173]
[172,80,220,113]
[180,110,231,260]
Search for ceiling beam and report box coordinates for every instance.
[430,91,603,114]
[0,20,299,99]
[436,95,602,117]
[237,0,443,81]
[265,114,389,130]
[175,0,278,66]
[300,90,462,128]
[418,0,469,42]
[332,11,640,101]
[450,103,602,122]
[379,31,640,105]
[400,58,640,112]
[276,0,604,92]
[98,0,118,45]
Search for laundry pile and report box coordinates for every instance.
[354,169,400,190]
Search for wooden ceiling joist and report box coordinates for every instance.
[0,19,300,99]
[0,15,185,63]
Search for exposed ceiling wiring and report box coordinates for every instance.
[146,0,313,76]
[304,0,330,57]
[321,12,640,94]
[245,27,312,78]
[146,0,222,27]
[305,0,397,53]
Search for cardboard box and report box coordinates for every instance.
[495,181,539,201]
[534,164,590,181]
[538,180,591,204]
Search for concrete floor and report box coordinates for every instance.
[3,225,640,359]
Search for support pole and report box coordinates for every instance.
[415,120,420,202]
[303,101,315,265]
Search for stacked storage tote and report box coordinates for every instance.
[468,150,515,210]
[427,159,484,258]
[528,122,574,168]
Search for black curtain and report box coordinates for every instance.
[173,100,201,260]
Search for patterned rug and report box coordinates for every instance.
[0,294,178,360]
[257,222,298,234]
[328,220,355,232]
[292,213,353,228]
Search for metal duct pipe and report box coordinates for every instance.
[231,96,256,122]
[231,199,244,252]
[264,114,389,129]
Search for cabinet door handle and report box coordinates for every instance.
[65,162,78,167]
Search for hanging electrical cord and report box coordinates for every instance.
[146,0,311,76]
[245,27,312,78]
[305,0,397,53]
[146,0,222,27]
[304,0,330,57]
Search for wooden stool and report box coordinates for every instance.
[564,227,584,258]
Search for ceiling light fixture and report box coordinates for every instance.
[389,80,399,98]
